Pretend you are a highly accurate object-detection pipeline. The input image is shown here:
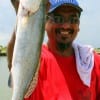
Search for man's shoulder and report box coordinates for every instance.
[94,52,100,72]
[94,52,100,61]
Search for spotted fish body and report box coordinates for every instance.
[11,0,46,100]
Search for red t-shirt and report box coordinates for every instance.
[24,45,100,100]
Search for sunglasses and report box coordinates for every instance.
[46,14,79,24]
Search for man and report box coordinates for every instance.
[7,0,100,100]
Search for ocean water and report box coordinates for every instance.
[0,56,12,100]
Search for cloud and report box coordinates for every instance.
[0,32,11,46]
[75,0,100,47]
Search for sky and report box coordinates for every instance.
[0,0,100,48]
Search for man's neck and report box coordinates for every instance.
[47,42,74,57]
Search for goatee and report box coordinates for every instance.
[57,42,71,52]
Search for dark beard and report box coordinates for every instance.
[55,28,73,52]
[56,42,71,52]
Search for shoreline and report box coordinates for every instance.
[0,47,100,57]
[0,53,7,56]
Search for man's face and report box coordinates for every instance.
[45,5,80,52]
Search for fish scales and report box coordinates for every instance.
[11,0,46,100]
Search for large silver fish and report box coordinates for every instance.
[11,0,46,99]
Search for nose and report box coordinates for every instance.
[61,23,71,29]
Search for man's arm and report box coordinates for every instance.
[7,30,16,71]
[11,0,19,13]
[7,0,19,71]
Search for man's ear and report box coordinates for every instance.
[78,24,80,32]
[77,20,80,32]
[78,28,80,32]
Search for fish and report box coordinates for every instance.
[11,0,46,99]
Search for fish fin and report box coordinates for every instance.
[8,72,13,88]
[24,62,40,98]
